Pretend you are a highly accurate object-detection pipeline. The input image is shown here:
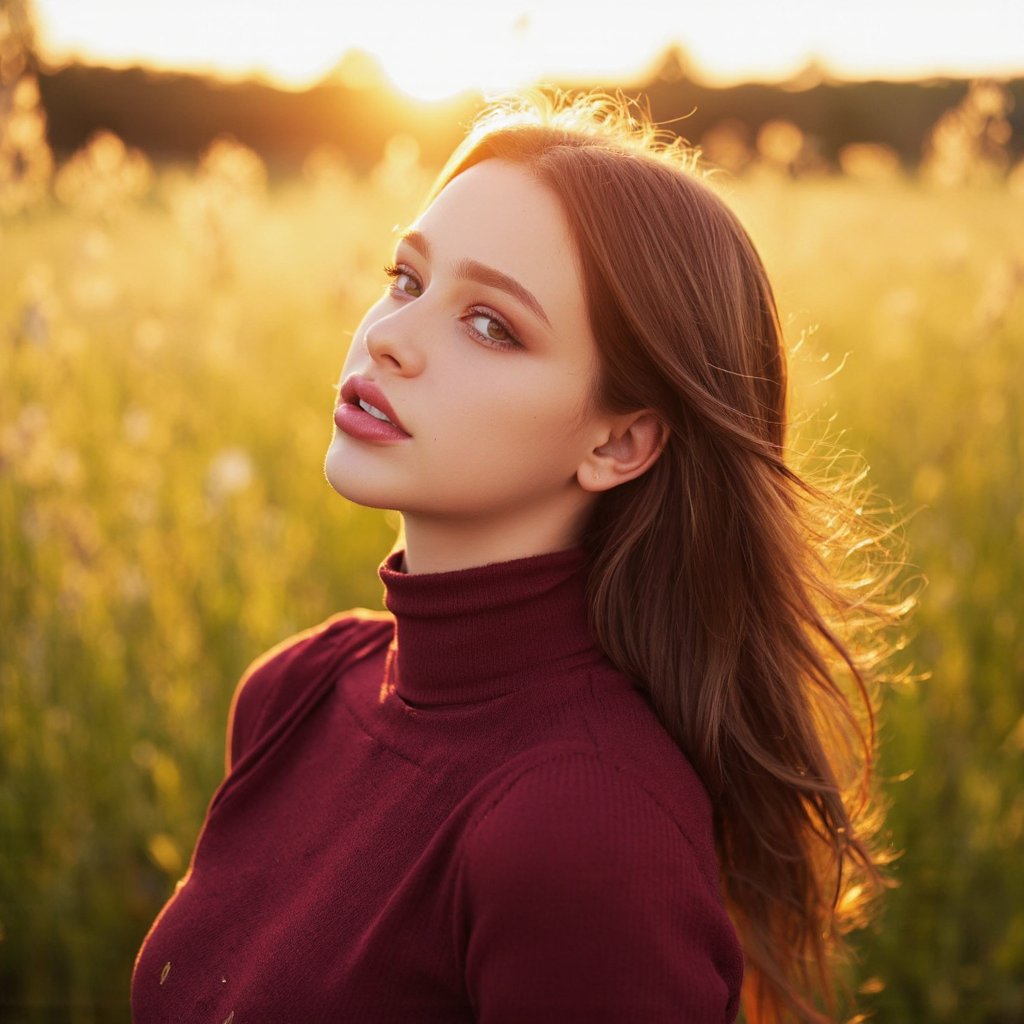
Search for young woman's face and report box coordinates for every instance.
[324,158,610,549]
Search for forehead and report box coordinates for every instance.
[411,159,586,325]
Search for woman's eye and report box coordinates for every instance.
[396,273,422,297]
[467,312,518,347]
[383,264,422,297]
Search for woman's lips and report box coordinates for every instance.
[335,376,411,442]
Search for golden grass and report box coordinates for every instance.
[1,118,1022,1021]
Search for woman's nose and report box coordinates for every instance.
[363,306,426,376]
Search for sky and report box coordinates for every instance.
[32,0,1024,102]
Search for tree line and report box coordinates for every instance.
[29,47,1024,174]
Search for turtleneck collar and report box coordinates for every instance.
[378,547,603,707]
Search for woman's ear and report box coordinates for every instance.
[576,411,668,493]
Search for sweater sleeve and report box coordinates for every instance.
[458,753,742,1024]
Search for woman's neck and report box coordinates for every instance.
[399,504,591,575]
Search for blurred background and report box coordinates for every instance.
[1,0,1022,1020]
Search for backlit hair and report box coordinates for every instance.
[427,92,909,1023]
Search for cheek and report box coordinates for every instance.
[455,381,593,458]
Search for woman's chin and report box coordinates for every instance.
[323,449,390,509]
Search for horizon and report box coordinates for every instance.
[30,42,1024,99]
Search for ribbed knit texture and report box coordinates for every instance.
[132,548,743,1022]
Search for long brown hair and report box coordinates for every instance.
[428,92,907,1023]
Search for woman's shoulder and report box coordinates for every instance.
[240,609,393,679]
[226,609,393,769]
[467,736,718,885]
[535,664,717,836]
[456,742,742,1018]
[460,665,723,889]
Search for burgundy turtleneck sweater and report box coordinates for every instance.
[132,549,742,1022]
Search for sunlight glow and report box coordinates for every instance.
[33,0,1024,101]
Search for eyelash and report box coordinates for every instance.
[381,263,523,351]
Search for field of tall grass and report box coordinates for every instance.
[2,86,1022,1021]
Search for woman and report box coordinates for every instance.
[133,93,899,1023]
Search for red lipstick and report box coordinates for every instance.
[334,375,411,442]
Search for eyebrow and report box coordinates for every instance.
[397,229,552,328]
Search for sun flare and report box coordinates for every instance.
[31,0,1024,100]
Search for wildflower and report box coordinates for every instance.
[200,137,267,199]
[0,74,53,215]
[15,262,58,346]
[173,137,268,278]
[122,407,153,446]
[119,565,150,604]
[756,120,805,175]
[922,79,1014,187]
[54,130,152,215]
[838,143,903,182]
[371,133,429,199]
[205,446,255,502]
[700,119,753,175]
[69,227,119,311]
